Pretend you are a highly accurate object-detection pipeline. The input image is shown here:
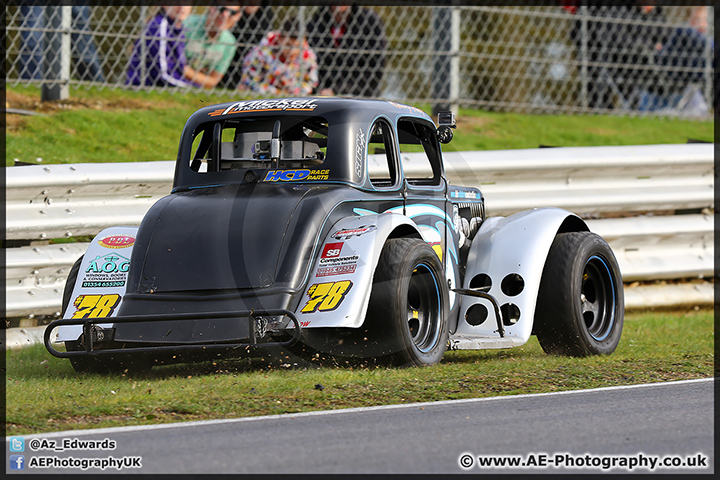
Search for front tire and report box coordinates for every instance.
[534,232,624,356]
[366,238,449,366]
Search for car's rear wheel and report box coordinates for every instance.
[534,231,624,356]
[366,238,449,366]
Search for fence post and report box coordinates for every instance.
[579,6,589,110]
[451,7,460,112]
[431,5,459,117]
[703,7,713,111]
[139,5,148,87]
[299,5,306,38]
[41,5,70,101]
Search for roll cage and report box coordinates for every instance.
[172,98,447,192]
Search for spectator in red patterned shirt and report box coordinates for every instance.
[237,18,318,96]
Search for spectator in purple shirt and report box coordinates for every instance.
[126,5,197,87]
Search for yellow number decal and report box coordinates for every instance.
[301,281,353,314]
[71,294,121,319]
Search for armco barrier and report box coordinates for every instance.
[5,144,714,318]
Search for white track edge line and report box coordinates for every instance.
[7,377,714,440]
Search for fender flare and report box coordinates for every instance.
[53,226,139,343]
[452,208,588,345]
[293,212,422,328]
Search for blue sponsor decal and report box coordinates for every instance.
[264,170,311,182]
[264,169,330,182]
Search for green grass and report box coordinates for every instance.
[5,308,713,435]
[6,86,714,166]
[446,108,714,151]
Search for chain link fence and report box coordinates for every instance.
[5,3,715,118]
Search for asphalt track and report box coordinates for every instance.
[5,378,714,474]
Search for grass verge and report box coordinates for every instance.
[6,86,714,166]
[5,308,713,436]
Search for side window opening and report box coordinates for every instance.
[368,120,397,188]
[397,118,442,186]
[190,127,211,173]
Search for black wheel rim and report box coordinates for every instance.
[406,262,442,353]
[581,255,616,341]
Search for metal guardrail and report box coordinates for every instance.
[5,144,714,318]
[441,143,715,215]
[6,161,174,240]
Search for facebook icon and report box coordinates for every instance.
[10,455,25,470]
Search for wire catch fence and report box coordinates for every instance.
[5,3,715,119]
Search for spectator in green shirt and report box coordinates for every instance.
[183,4,242,89]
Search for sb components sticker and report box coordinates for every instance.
[317,242,357,277]
[301,281,353,314]
[98,235,135,249]
[71,294,121,319]
[321,242,344,258]
[81,253,131,288]
[264,169,330,182]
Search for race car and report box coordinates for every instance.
[45,97,624,372]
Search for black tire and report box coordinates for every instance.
[61,255,84,317]
[64,339,127,375]
[61,256,145,374]
[534,231,624,356]
[365,238,449,367]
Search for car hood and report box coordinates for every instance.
[126,183,339,294]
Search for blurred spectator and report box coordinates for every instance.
[616,4,670,111]
[657,6,713,81]
[183,4,241,89]
[17,1,105,82]
[306,4,387,97]
[125,6,197,87]
[569,3,669,110]
[221,2,275,89]
[651,6,714,114]
[238,18,318,96]
[689,5,710,35]
[17,3,47,80]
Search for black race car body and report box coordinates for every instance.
[46,98,624,370]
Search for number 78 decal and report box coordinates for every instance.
[301,281,353,314]
[71,294,121,319]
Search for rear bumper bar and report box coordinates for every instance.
[44,309,301,359]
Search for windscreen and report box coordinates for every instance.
[189,115,329,175]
